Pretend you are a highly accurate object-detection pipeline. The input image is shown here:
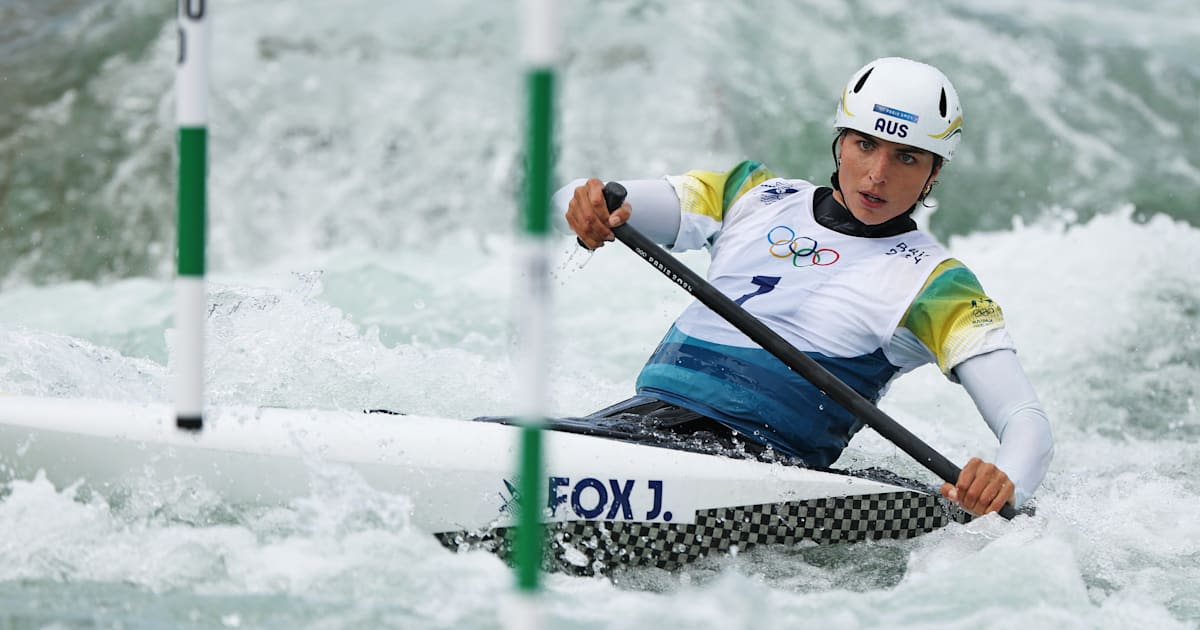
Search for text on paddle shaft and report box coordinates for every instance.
[635,247,693,294]
[549,477,673,522]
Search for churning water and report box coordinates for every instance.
[1,0,1198,627]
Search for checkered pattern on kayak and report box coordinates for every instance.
[434,490,970,575]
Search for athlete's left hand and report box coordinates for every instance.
[940,457,1015,516]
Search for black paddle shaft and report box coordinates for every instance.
[600,181,1016,520]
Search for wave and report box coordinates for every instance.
[0,0,1196,283]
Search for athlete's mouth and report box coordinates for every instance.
[859,191,886,207]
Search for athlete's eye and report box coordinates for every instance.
[898,153,916,165]
[857,139,874,151]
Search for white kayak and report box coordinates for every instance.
[0,395,966,574]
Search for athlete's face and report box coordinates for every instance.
[833,131,941,225]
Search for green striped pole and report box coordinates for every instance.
[511,0,556,625]
[175,0,208,432]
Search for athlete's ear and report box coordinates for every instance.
[919,162,942,201]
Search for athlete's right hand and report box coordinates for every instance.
[565,178,632,250]
[940,457,1015,516]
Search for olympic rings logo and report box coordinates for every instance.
[766,225,840,267]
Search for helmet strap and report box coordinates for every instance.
[829,130,847,192]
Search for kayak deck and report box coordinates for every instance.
[457,413,971,575]
[0,396,974,576]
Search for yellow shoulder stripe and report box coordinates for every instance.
[900,259,1005,373]
[675,160,775,221]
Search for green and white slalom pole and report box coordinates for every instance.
[175,0,209,432]
[510,0,557,626]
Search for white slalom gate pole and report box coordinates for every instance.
[508,0,557,628]
[175,0,209,431]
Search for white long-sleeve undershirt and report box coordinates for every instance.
[953,349,1054,506]
[552,178,682,247]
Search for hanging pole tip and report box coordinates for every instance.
[176,416,203,431]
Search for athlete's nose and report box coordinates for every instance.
[866,152,888,185]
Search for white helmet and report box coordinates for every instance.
[833,57,963,161]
